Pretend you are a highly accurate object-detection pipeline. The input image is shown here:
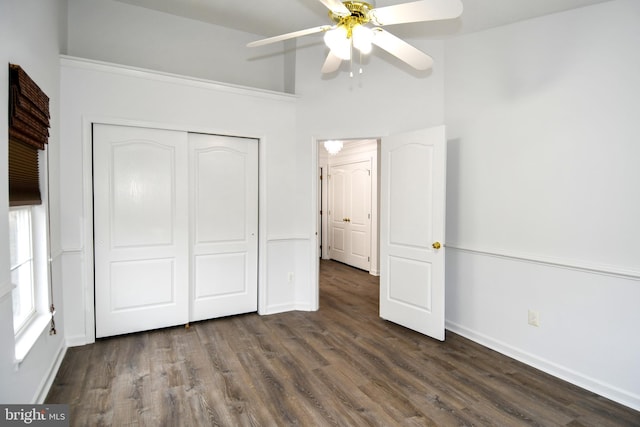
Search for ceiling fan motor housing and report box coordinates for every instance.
[329,1,374,36]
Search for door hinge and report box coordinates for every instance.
[368,213,370,219]
[320,210,323,215]
[368,256,370,262]
[368,169,371,176]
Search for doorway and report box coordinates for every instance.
[318,139,380,275]
[314,127,447,342]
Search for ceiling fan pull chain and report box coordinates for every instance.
[349,40,354,78]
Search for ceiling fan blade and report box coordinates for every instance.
[247,25,332,48]
[371,0,463,26]
[321,51,343,73]
[317,0,350,16]
[371,28,433,70]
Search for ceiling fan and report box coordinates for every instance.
[247,0,463,74]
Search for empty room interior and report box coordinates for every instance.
[1,0,639,424]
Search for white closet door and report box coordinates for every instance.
[94,124,189,338]
[189,133,258,322]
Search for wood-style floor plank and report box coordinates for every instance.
[46,260,640,426]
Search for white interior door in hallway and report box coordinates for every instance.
[328,160,372,271]
[93,124,258,338]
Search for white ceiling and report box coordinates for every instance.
[114,0,612,39]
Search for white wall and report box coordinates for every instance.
[0,0,67,403]
[66,0,288,92]
[59,57,305,345]
[295,38,446,135]
[444,0,640,410]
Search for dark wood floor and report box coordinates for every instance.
[47,260,639,426]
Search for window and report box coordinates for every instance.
[9,207,36,334]
[7,63,54,361]
[9,202,51,361]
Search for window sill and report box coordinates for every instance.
[14,313,51,365]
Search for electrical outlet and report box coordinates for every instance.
[528,310,540,327]
[287,272,294,283]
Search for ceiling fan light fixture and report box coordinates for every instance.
[324,26,346,49]
[332,40,352,61]
[324,27,351,60]
[324,140,344,155]
[352,24,373,54]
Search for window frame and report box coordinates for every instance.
[8,151,52,363]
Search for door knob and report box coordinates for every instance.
[432,241,441,249]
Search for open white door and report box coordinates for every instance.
[380,126,446,340]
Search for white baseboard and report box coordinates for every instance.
[35,342,67,403]
[262,303,297,315]
[261,301,317,314]
[66,334,91,347]
[445,321,640,412]
[293,302,316,312]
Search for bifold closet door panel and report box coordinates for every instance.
[188,133,258,322]
[94,124,190,338]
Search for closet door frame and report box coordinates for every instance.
[80,117,266,344]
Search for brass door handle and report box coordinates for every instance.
[343,218,351,222]
[432,241,441,249]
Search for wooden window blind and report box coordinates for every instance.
[8,64,50,206]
